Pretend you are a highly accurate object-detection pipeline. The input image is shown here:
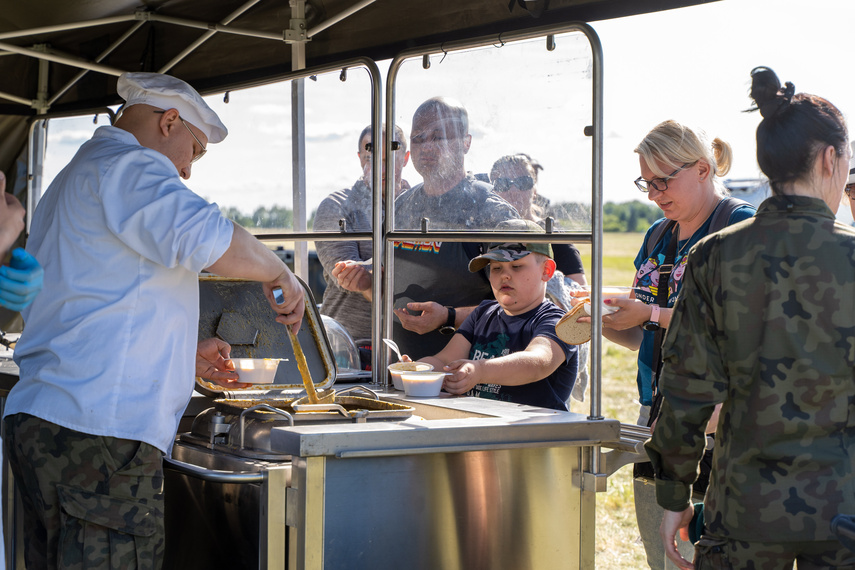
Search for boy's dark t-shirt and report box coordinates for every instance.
[455,299,578,411]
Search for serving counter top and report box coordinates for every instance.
[268,387,621,458]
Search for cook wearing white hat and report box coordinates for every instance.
[3,71,304,567]
[117,72,227,144]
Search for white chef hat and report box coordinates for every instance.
[117,72,228,144]
[849,141,855,185]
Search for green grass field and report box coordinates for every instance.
[572,233,651,568]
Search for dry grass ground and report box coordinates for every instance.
[572,233,651,568]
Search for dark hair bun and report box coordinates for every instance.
[749,66,795,119]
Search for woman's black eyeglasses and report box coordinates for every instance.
[634,162,695,193]
[492,176,534,193]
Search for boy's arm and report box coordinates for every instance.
[417,333,472,371]
[443,336,566,394]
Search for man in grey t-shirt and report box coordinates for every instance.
[393,97,519,358]
[314,124,409,342]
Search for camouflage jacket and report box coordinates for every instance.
[645,195,855,542]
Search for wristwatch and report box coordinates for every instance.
[642,304,661,332]
[438,306,457,335]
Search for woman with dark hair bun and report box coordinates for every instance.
[645,67,855,569]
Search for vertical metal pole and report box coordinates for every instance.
[261,466,289,568]
[368,71,383,378]
[382,60,402,383]
[26,50,51,231]
[26,120,47,235]
[15,50,52,567]
[582,26,605,471]
[290,1,308,282]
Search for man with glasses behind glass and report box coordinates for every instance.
[392,97,519,359]
[3,72,305,568]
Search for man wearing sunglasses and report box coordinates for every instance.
[489,153,587,288]
[3,72,305,568]
[392,97,519,359]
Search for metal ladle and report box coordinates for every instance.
[383,338,404,361]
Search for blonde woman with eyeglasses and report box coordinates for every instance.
[601,120,756,569]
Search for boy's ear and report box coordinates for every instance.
[542,258,556,281]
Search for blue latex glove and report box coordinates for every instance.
[0,248,43,311]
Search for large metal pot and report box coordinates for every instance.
[163,443,290,570]
[165,277,413,569]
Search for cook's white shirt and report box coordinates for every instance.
[4,126,233,454]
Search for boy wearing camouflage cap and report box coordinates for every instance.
[407,219,578,411]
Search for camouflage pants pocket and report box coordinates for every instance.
[56,484,158,570]
[694,535,733,570]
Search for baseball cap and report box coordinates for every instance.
[117,72,228,144]
[468,219,554,272]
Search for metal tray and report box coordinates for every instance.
[216,389,414,422]
[182,386,414,460]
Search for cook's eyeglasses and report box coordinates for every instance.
[634,162,695,193]
[846,182,855,200]
[492,176,535,193]
[364,141,402,152]
[154,110,207,163]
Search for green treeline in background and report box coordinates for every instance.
[223,201,661,233]
[221,205,294,229]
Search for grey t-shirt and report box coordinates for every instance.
[314,180,374,341]
[392,175,520,358]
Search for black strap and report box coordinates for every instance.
[708,196,751,233]
[642,196,750,260]
[643,219,676,260]
[650,224,678,396]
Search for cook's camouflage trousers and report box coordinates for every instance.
[4,413,165,569]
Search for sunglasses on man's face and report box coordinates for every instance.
[492,176,535,193]
[846,182,855,200]
[364,141,402,153]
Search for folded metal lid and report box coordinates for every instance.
[195,276,336,398]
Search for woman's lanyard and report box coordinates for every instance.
[650,224,679,396]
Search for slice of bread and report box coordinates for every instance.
[555,301,591,345]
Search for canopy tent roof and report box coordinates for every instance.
[0,0,717,117]
[0,0,719,344]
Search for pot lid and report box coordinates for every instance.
[195,276,336,398]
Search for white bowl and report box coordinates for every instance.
[387,362,433,390]
[232,358,281,384]
[400,371,446,397]
[582,286,635,315]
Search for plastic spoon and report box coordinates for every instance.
[383,338,403,361]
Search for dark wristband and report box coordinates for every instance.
[438,306,456,334]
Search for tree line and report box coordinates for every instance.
[222,200,662,233]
